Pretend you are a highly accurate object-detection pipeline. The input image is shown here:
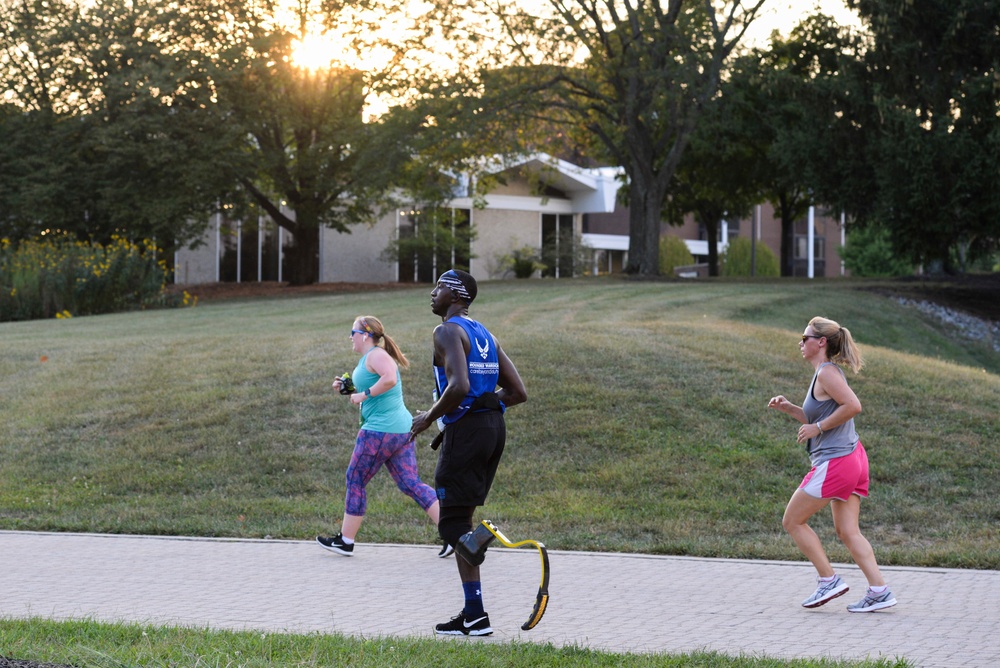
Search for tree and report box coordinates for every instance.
[665,78,759,276]
[839,0,1000,271]
[425,0,767,277]
[381,206,476,282]
[0,106,83,241]
[214,44,395,285]
[0,0,244,245]
[204,0,456,286]
[1,0,430,285]
[720,14,861,276]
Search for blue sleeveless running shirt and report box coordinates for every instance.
[434,315,503,425]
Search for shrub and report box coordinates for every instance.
[658,235,695,275]
[721,236,780,276]
[0,234,179,322]
[840,225,915,277]
[498,245,546,279]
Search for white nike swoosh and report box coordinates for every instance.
[463,616,488,628]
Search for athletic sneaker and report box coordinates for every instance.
[801,575,849,608]
[438,543,455,558]
[847,587,897,612]
[316,533,354,556]
[434,610,493,636]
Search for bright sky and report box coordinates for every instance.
[285,0,866,117]
[288,0,865,70]
[743,0,862,48]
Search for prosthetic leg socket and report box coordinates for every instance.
[456,523,496,566]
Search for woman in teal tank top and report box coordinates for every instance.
[316,315,443,557]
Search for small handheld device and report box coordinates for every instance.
[337,373,356,395]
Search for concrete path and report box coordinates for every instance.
[2,531,999,667]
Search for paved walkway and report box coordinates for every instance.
[2,531,999,667]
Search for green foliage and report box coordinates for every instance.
[0,0,242,246]
[826,0,1000,269]
[0,235,189,322]
[720,14,861,276]
[381,207,477,277]
[498,245,546,278]
[542,233,594,278]
[721,237,780,277]
[214,38,411,284]
[658,236,695,276]
[0,0,427,285]
[840,225,915,278]
[667,70,763,276]
[420,1,767,276]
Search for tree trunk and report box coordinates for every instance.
[705,217,720,277]
[625,176,667,276]
[283,223,320,286]
[778,194,795,277]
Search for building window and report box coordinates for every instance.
[219,214,282,282]
[697,218,739,241]
[397,207,471,283]
[727,218,741,238]
[541,213,576,278]
[793,219,826,277]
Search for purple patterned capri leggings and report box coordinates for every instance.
[344,429,437,516]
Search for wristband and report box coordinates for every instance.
[364,388,372,397]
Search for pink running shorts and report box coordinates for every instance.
[799,441,870,501]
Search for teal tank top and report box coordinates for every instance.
[353,350,411,434]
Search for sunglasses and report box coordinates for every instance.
[351,329,367,337]
[800,335,823,342]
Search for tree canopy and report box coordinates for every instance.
[3,0,998,282]
[423,0,768,276]
[714,13,861,276]
[0,0,240,243]
[841,0,1000,270]
[1,0,439,284]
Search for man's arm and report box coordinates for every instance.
[495,340,527,408]
[436,322,471,412]
[410,323,470,437]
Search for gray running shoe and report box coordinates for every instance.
[847,587,897,612]
[802,575,849,608]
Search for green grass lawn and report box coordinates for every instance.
[0,276,994,667]
[2,277,997,566]
[0,618,910,668]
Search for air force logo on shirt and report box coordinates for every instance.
[469,337,499,376]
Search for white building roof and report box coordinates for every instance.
[452,153,624,215]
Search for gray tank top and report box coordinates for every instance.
[802,362,859,466]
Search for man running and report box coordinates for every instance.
[410,269,527,636]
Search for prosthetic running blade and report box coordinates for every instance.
[480,519,550,630]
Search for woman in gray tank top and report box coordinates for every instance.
[767,316,897,613]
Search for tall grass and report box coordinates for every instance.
[0,235,186,321]
[1,278,997,568]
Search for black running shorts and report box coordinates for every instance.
[434,410,506,507]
